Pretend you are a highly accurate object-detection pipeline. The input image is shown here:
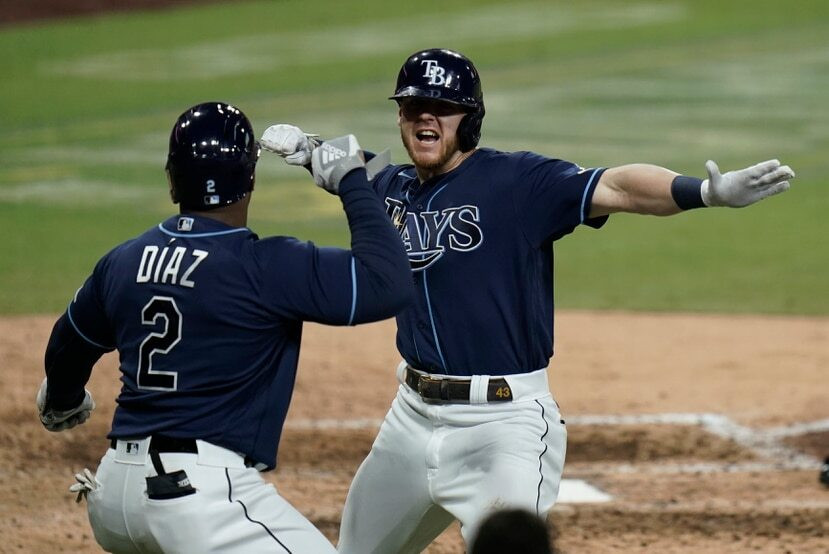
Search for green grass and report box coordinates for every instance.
[1,0,827,314]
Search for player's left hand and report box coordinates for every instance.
[259,124,320,166]
[69,468,99,503]
[36,378,95,432]
[701,159,794,207]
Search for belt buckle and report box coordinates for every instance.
[417,374,447,402]
[417,375,439,396]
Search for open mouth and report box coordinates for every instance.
[416,129,439,144]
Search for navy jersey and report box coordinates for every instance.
[48,172,412,469]
[372,148,607,376]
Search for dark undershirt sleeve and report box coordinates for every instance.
[43,312,109,410]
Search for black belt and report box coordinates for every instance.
[110,435,197,453]
[404,366,513,403]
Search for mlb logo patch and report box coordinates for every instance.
[126,442,140,454]
[177,217,194,232]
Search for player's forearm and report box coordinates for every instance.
[338,170,414,322]
[592,159,794,218]
[44,313,104,410]
[590,164,683,218]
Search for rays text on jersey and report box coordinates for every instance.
[385,198,483,271]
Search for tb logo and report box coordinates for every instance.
[421,59,446,85]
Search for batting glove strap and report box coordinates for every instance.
[365,149,392,181]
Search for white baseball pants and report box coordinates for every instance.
[85,437,335,553]
[337,363,566,553]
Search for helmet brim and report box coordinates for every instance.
[389,86,479,109]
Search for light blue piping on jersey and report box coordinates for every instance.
[66,303,114,350]
[348,257,357,325]
[400,169,416,205]
[579,168,603,223]
[412,329,422,365]
[158,224,250,238]
[423,181,451,371]
[401,169,424,366]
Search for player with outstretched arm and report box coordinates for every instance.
[36,102,412,553]
[261,48,794,553]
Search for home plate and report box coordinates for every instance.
[558,479,612,503]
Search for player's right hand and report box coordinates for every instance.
[36,378,95,432]
[701,159,794,208]
[259,124,319,166]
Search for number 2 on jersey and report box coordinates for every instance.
[138,296,181,391]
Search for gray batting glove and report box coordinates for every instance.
[36,378,95,432]
[701,159,794,208]
[311,135,368,194]
[259,124,320,166]
[69,468,99,503]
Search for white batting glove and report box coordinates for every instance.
[69,468,99,503]
[36,378,95,432]
[701,159,794,208]
[259,124,319,166]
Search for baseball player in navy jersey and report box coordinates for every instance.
[261,48,795,553]
[36,101,413,553]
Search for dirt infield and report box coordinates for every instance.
[1,311,827,553]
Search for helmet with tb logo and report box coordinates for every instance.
[166,101,260,211]
[389,48,485,152]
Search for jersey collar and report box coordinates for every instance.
[417,148,484,190]
[158,215,253,238]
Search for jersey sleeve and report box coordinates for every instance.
[256,169,413,325]
[256,238,359,324]
[509,151,607,246]
[44,255,115,411]
[65,256,117,350]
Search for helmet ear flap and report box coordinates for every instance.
[166,164,179,204]
[457,106,484,152]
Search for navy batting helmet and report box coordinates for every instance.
[390,48,485,152]
[166,101,259,211]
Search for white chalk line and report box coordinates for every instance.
[766,418,829,438]
[285,413,828,470]
[565,460,818,475]
[286,418,382,430]
[286,413,829,434]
